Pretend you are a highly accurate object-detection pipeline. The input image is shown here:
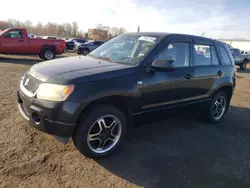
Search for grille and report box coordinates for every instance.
[22,73,42,94]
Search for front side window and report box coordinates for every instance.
[90,34,161,65]
[156,42,190,68]
[4,30,23,38]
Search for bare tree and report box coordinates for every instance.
[64,23,72,38]
[72,21,79,37]
[0,19,126,39]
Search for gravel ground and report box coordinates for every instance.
[0,54,250,188]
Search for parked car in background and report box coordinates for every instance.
[230,48,250,69]
[18,32,236,159]
[42,36,58,40]
[65,38,88,51]
[0,28,65,60]
[73,41,89,52]
[75,40,105,55]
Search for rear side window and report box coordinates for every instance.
[219,46,232,65]
[193,45,219,66]
[211,46,219,65]
[193,44,210,66]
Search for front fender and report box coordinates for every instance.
[69,76,141,124]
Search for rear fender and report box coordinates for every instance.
[209,76,233,97]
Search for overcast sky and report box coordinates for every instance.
[1,0,250,39]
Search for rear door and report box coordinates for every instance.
[140,36,198,111]
[1,29,29,53]
[190,39,222,98]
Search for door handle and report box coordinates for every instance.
[217,70,223,76]
[18,40,24,42]
[184,73,193,80]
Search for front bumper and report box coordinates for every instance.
[17,90,79,143]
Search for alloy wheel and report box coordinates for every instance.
[212,96,226,120]
[45,51,53,60]
[87,115,122,154]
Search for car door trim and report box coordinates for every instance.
[141,94,209,109]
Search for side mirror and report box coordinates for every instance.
[151,58,175,71]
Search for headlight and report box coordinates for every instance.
[36,83,75,101]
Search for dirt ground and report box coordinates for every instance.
[0,54,250,188]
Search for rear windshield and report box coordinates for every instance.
[230,49,240,56]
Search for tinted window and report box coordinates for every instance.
[4,30,23,38]
[219,46,232,65]
[193,45,219,66]
[156,42,190,68]
[193,44,210,66]
[211,46,219,65]
[78,39,87,43]
[230,49,240,56]
[94,41,103,45]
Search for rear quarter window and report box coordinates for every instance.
[219,46,232,65]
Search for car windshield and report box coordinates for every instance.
[89,34,161,65]
[231,49,240,56]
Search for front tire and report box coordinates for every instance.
[73,105,127,159]
[82,49,90,56]
[77,50,81,55]
[205,91,229,123]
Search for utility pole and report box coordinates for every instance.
[137,25,140,32]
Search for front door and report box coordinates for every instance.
[140,38,197,112]
[1,29,29,53]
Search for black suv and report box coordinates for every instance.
[17,33,236,158]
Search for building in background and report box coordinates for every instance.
[88,29,108,40]
[219,39,250,51]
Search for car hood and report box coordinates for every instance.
[29,56,135,84]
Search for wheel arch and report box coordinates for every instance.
[212,84,233,101]
[40,45,56,53]
[73,95,134,132]
[80,47,90,52]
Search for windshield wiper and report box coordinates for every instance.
[96,56,115,63]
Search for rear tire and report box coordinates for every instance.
[204,91,229,123]
[39,48,56,60]
[73,105,127,159]
[240,61,247,70]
